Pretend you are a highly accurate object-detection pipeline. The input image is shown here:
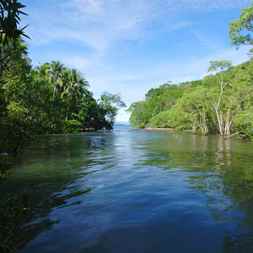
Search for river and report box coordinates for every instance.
[1,124,253,253]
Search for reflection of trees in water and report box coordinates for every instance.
[215,137,232,168]
[190,136,253,253]
[140,133,253,252]
[0,133,114,253]
[141,133,218,170]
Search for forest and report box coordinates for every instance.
[0,0,124,156]
[129,3,253,139]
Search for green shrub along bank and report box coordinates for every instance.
[129,3,253,140]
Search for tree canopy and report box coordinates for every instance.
[0,0,28,44]
[0,1,124,156]
[129,60,253,139]
[230,4,253,48]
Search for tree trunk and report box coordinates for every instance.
[224,110,232,136]
[214,108,224,136]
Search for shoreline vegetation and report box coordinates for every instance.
[0,1,125,160]
[129,4,253,141]
[144,127,194,134]
[144,128,243,140]
[130,60,253,140]
[145,127,175,131]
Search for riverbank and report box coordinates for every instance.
[145,127,194,133]
[145,127,175,131]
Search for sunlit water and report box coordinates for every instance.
[1,124,253,253]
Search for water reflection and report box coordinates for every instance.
[139,132,253,253]
[1,127,253,253]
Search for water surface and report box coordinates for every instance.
[1,125,253,253]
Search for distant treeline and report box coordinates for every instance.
[129,60,253,139]
[129,3,253,139]
[0,1,124,155]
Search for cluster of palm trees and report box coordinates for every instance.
[29,61,100,133]
[33,61,91,121]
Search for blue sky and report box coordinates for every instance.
[22,0,251,122]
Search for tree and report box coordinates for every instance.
[208,60,233,136]
[129,84,184,128]
[0,0,28,43]
[31,62,99,133]
[128,101,152,128]
[98,93,126,129]
[177,87,211,135]
[230,4,253,49]
[0,41,31,154]
[0,0,28,73]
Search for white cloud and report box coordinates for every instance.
[26,0,155,53]
[25,0,252,52]
[28,0,248,50]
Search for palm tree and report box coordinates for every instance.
[0,0,28,73]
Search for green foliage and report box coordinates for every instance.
[98,92,126,129]
[0,0,28,75]
[129,60,253,139]
[0,58,124,155]
[234,109,253,139]
[148,108,190,130]
[64,120,82,133]
[230,4,253,47]
[129,84,184,128]
[0,0,28,44]
[6,101,28,121]
[128,101,152,128]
